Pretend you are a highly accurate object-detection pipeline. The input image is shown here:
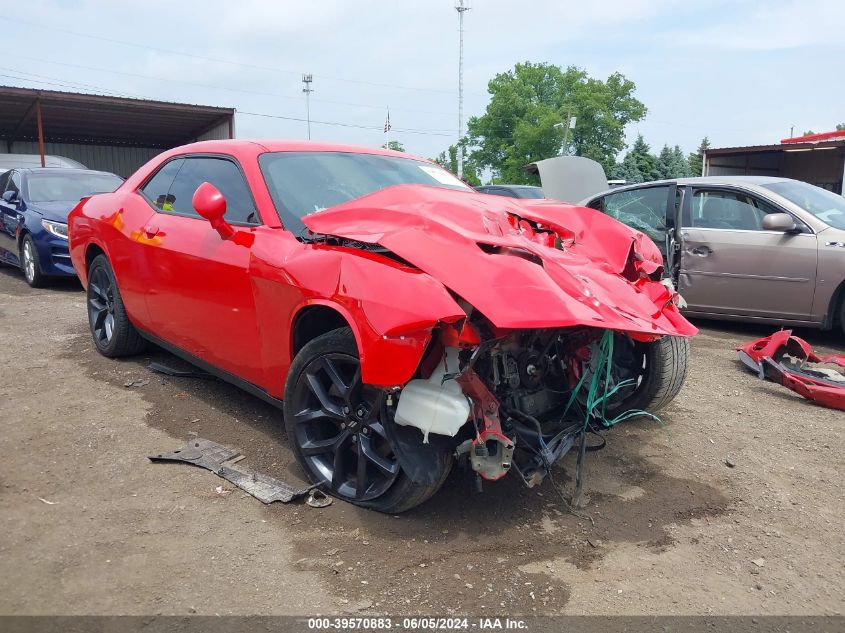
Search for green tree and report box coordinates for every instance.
[612,134,659,183]
[432,141,480,186]
[465,62,646,184]
[687,136,710,177]
[656,144,693,179]
[382,140,406,152]
[656,145,674,180]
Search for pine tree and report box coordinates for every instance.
[656,145,674,179]
[671,145,693,177]
[611,135,658,183]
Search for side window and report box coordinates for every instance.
[140,159,184,211]
[687,190,769,230]
[166,157,257,224]
[0,171,10,194]
[601,186,669,245]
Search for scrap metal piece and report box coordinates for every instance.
[737,330,845,411]
[149,438,317,504]
[306,489,333,508]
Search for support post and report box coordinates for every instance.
[35,100,45,168]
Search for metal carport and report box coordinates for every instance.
[0,86,235,177]
[703,131,845,195]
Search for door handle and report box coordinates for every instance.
[690,245,712,256]
[143,225,161,238]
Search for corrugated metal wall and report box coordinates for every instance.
[195,120,231,142]
[1,117,234,177]
[3,141,161,177]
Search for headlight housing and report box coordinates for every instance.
[41,219,69,240]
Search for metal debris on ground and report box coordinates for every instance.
[737,330,845,411]
[306,489,333,508]
[124,378,149,388]
[149,438,317,504]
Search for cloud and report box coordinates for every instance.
[3,0,844,161]
[661,0,845,52]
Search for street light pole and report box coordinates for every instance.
[302,74,313,140]
[554,106,576,155]
[455,0,470,180]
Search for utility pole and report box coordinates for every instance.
[455,0,470,179]
[302,74,313,140]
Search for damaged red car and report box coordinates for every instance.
[68,140,697,512]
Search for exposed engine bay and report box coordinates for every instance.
[390,318,643,498]
[297,183,695,510]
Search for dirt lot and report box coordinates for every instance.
[0,265,843,616]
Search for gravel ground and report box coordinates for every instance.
[0,265,842,616]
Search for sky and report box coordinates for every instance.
[1,0,843,164]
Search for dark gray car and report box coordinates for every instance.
[580,177,845,335]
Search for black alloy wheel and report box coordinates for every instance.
[288,351,400,501]
[284,327,452,513]
[88,264,117,348]
[86,255,146,357]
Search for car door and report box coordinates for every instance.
[677,186,818,320]
[136,154,264,385]
[588,184,675,262]
[0,171,23,264]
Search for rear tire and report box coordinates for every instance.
[610,335,690,414]
[284,327,451,513]
[87,254,147,357]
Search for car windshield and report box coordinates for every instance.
[761,180,845,230]
[259,151,471,232]
[27,172,123,203]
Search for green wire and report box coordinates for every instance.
[569,330,666,432]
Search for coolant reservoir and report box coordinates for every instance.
[394,347,470,443]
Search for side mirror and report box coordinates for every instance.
[2,190,18,203]
[192,182,235,240]
[762,212,797,232]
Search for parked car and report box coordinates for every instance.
[0,168,123,287]
[0,154,86,170]
[68,140,695,512]
[579,176,845,335]
[474,184,544,199]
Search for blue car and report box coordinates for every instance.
[0,168,123,287]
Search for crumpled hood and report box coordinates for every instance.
[304,185,696,337]
[27,200,76,223]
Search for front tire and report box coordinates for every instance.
[840,298,845,337]
[284,327,451,513]
[609,335,690,414]
[86,254,147,357]
[20,235,45,288]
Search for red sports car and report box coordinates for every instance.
[68,140,696,512]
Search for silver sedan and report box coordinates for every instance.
[579,176,845,336]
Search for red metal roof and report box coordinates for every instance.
[781,130,845,144]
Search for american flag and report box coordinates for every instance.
[384,109,391,133]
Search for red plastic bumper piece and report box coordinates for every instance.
[737,330,845,411]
